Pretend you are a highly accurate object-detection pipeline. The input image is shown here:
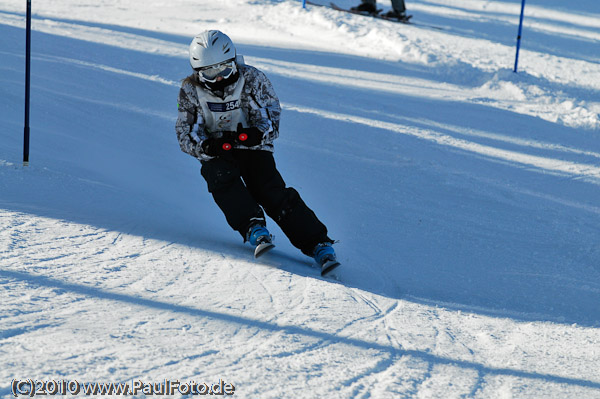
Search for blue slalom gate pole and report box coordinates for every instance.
[513,0,526,73]
[23,0,31,165]
[302,0,306,9]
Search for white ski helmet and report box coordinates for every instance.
[189,30,236,70]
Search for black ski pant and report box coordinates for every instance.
[200,150,332,256]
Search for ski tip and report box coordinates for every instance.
[321,260,341,277]
[254,242,275,258]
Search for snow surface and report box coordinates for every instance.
[1,0,600,397]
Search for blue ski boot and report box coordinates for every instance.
[247,224,275,258]
[313,243,341,276]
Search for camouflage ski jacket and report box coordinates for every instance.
[175,64,281,162]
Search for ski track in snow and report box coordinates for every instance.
[3,206,598,396]
[1,0,600,397]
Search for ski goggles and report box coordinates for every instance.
[195,59,236,83]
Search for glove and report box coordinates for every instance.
[234,123,263,147]
[200,137,233,157]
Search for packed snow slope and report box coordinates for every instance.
[1,0,600,397]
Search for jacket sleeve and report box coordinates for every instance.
[242,66,281,145]
[175,82,213,161]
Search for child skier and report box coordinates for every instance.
[175,30,340,275]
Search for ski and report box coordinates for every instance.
[380,13,413,24]
[254,241,275,258]
[321,258,341,276]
